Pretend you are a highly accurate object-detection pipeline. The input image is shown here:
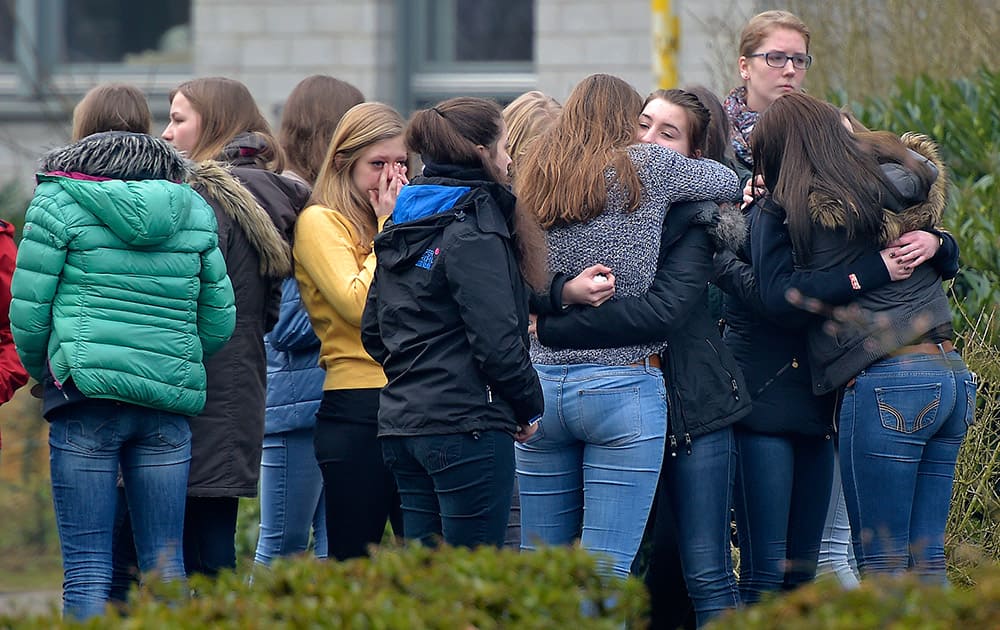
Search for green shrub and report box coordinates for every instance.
[0,545,648,629]
[708,562,1000,629]
[847,68,1000,338]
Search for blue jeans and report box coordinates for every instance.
[381,430,514,547]
[48,400,191,620]
[658,426,738,627]
[733,429,834,603]
[839,349,975,581]
[516,363,666,579]
[254,429,327,565]
[817,451,859,588]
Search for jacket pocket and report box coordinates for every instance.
[876,382,941,434]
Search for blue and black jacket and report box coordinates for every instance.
[361,163,543,437]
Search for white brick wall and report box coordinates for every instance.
[535,0,655,102]
[193,0,396,122]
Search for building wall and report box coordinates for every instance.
[0,0,752,188]
[193,0,398,118]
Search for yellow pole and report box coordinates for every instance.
[651,0,680,89]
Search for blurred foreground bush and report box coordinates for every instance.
[1,544,648,629]
[709,561,1000,629]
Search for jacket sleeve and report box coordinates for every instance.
[360,268,388,365]
[536,223,713,349]
[197,245,237,356]
[445,229,542,425]
[927,229,960,280]
[529,273,568,315]
[269,278,320,353]
[751,203,891,319]
[0,225,27,403]
[294,208,383,329]
[9,193,69,382]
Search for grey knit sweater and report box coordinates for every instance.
[531,143,740,366]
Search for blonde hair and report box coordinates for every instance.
[516,74,643,229]
[310,102,406,251]
[279,75,364,185]
[170,77,284,171]
[739,10,810,58]
[72,83,152,141]
[502,91,561,179]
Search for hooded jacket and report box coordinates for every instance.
[361,164,543,436]
[10,132,236,417]
[536,201,752,449]
[183,133,310,497]
[752,133,956,395]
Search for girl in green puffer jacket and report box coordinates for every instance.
[9,84,236,620]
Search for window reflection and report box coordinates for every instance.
[64,0,190,64]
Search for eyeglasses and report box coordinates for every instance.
[747,51,813,70]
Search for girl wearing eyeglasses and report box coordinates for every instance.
[725,10,811,174]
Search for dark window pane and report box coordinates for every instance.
[64,0,190,64]
[425,0,533,64]
[454,0,532,62]
[1,0,14,62]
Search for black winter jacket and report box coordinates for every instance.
[536,201,750,453]
[185,135,309,498]
[362,164,543,437]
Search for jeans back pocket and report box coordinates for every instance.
[875,382,942,434]
[963,372,979,428]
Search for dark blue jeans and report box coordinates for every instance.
[381,430,514,548]
[657,426,739,628]
[840,349,975,581]
[48,400,191,620]
[733,428,834,603]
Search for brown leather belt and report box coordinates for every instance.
[630,354,662,369]
[888,340,954,358]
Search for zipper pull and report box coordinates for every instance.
[486,385,493,403]
[668,434,678,457]
[684,433,692,456]
[791,357,799,369]
[731,378,740,401]
[455,209,466,221]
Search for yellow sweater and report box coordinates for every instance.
[293,204,388,391]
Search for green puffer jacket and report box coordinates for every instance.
[10,131,236,416]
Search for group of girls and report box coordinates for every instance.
[6,9,971,626]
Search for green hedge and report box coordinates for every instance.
[710,561,1000,629]
[1,545,648,629]
[845,68,1000,337]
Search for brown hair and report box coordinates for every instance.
[839,107,936,198]
[502,91,562,179]
[739,10,811,58]
[72,83,152,141]
[751,92,886,260]
[310,102,406,251]
[405,96,507,183]
[516,73,643,229]
[683,85,733,163]
[170,77,284,171]
[643,88,711,159]
[279,75,364,186]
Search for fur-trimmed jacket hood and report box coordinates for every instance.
[40,131,190,182]
[186,161,293,278]
[808,132,948,244]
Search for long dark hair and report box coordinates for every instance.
[751,93,886,259]
[405,96,507,183]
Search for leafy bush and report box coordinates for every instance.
[0,180,29,236]
[708,562,1000,629]
[0,545,648,629]
[846,68,1000,338]
[946,310,1000,584]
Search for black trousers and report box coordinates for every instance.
[314,389,402,560]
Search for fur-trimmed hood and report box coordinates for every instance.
[187,161,292,278]
[40,131,190,182]
[808,133,948,244]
